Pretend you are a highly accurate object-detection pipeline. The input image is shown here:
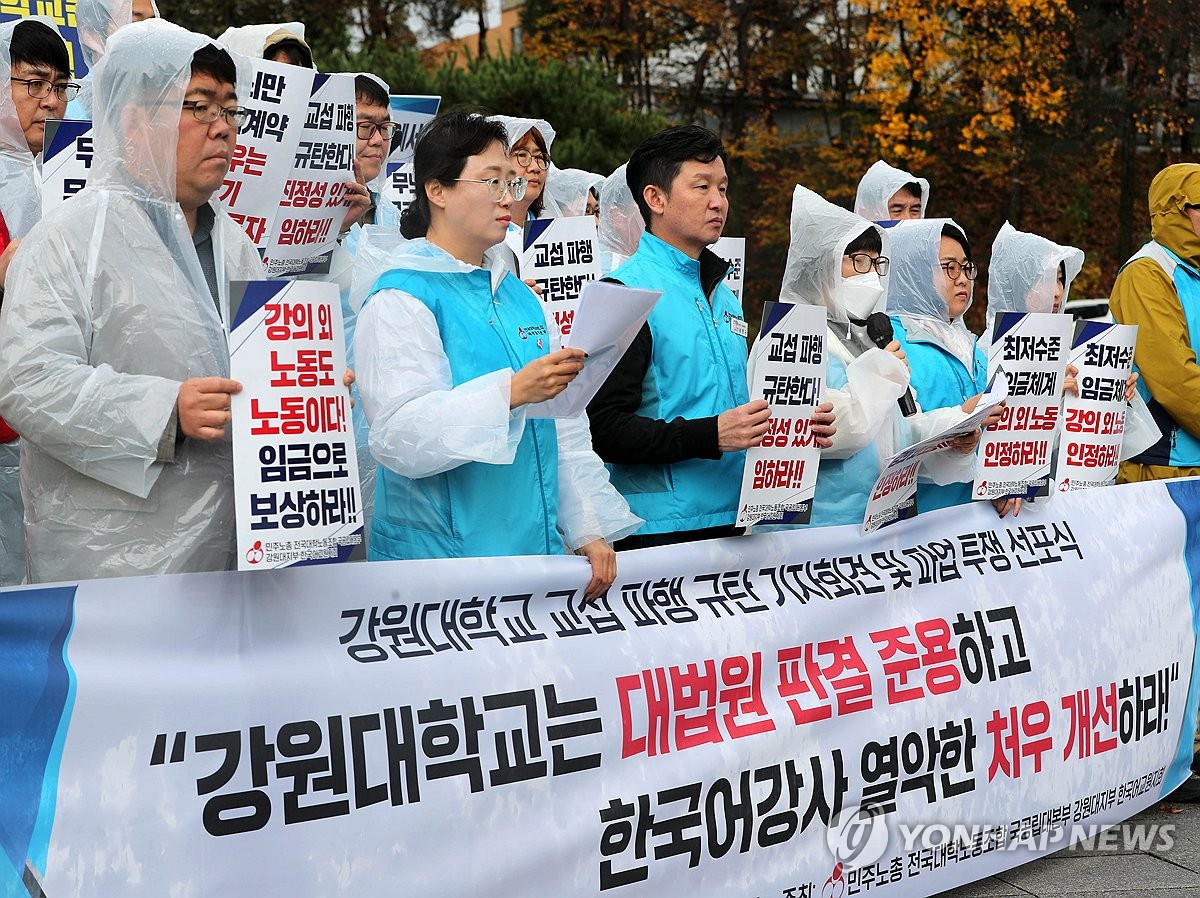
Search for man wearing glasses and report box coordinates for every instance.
[0,19,264,584]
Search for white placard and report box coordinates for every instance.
[519,215,603,344]
[736,301,826,526]
[711,235,746,301]
[382,95,440,218]
[40,119,91,215]
[973,312,1074,501]
[228,279,362,568]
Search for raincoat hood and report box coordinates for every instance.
[854,159,930,222]
[985,221,1083,336]
[1148,163,1200,270]
[544,165,603,217]
[76,0,140,71]
[488,114,557,154]
[217,22,309,62]
[0,16,66,237]
[598,162,643,273]
[779,183,887,325]
[884,217,977,369]
[94,18,251,207]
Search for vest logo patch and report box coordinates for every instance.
[517,324,548,341]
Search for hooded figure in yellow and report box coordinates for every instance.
[1110,163,1200,482]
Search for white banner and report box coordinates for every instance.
[519,215,603,344]
[711,236,746,301]
[974,312,1074,501]
[228,279,362,568]
[737,301,825,526]
[1052,321,1136,493]
[2,479,1198,898]
[40,119,91,215]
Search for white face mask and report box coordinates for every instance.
[835,271,884,321]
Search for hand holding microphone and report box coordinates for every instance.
[865,312,918,417]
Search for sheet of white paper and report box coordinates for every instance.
[528,279,661,419]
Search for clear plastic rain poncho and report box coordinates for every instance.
[70,0,135,116]
[598,163,643,274]
[885,218,979,370]
[0,19,264,584]
[0,17,63,238]
[779,184,972,493]
[488,114,558,215]
[984,221,1083,345]
[854,159,930,222]
[216,22,308,61]
[544,165,604,217]
[354,238,641,551]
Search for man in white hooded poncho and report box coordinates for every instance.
[0,19,264,583]
[780,185,981,526]
[854,159,930,222]
[0,18,76,584]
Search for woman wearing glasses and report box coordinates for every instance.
[780,186,983,526]
[885,219,990,511]
[354,113,639,594]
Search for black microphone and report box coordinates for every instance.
[865,312,918,417]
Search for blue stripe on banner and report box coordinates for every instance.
[1166,478,1200,796]
[0,586,76,896]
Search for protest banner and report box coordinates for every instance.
[519,215,602,344]
[221,59,312,251]
[865,377,1008,533]
[974,312,1074,501]
[228,279,362,569]
[382,94,440,218]
[710,236,746,302]
[2,478,1197,898]
[263,73,356,277]
[737,301,825,526]
[1052,322,1137,493]
[40,118,91,215]
[0,8,85,78]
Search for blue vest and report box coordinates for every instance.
[892,316,987,510]
[1120,242,1200,468]
[606,232,750,534]
[362,265,560,560]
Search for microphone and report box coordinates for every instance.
[865,312,918,417]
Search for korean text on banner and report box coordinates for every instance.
[865,376,1008,533]
[382,94,440,218]
[221,59,312,250]
[528,278,660,419]
[974,312,1074,501]
[263,72,356,276]
[228,278,362,568]
[737,300,825,526]
[1052,321,1137,493]
[519,216,602,344]
[2,479,1199,898]
[40,119,91,216]
[710,235,746,302]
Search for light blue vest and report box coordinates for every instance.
[1119,242,1200,468]
[362,265,560,560]
[892,316,987,510]
[606,232,750,534]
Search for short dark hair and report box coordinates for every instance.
[354,74,389,108]
[190,43,237,88]
[845,227,882,256]
[896,181,923,201]
[941,223,972,262]
[626,125,728,228]
[400,112,509,239]
[266,37,313,69]
[10,20,70,77]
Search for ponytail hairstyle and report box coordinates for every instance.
[400,112,510,239]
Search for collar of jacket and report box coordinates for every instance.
[639,230,731,301]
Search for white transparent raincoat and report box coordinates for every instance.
[854,159,931,222]
[0,19,263,583]
[597,163,643,275]
[216,22,307,61]
[885,218,979,371]
[69,0,160,116]
[0,18,68,584]
[780,185,972,519]
[544,165,603,217]
[487,114,558,270]
[985,221,1159,457]
[355,238,641,552]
